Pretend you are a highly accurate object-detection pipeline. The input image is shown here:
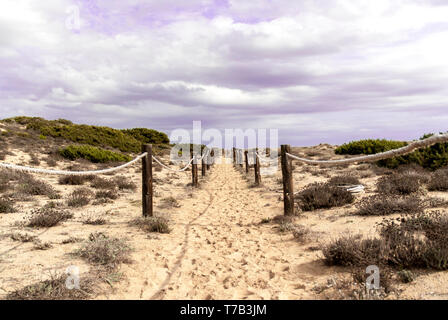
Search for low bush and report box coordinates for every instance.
[297,183,354,211]
[130,216,171,233]
[74,232,131,267]
[323,211,448,271]
[90,177,115,189]
[322,236,385,267]
[159,196,181,209]
[95,190,118,200]
[336,134,448,170]
[376,172,422,195]
[26,208,73,228]
[59,145,131,163]
[112,176,137,191]
[0,197,16,213]
[428,168,448,191]
[67,188,92,207]
[335,139,407,155]
[5,274,94,300]
[17,176,59,198]
[356,195,424,216]
[328,175,361,186]
[58,175,95,185]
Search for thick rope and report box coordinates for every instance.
[255,152,279,164]
[152,156,194,172]
[286,133,448,166]
[0,153,148,176]
[151,149,210,172]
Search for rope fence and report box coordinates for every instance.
[0,144,216,218]
[229,132,448,215]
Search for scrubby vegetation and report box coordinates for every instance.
[6,274,94,300]
[26,207,73,228]
[322,210,448,271]
[0,197,16,213]
[130,216,171,234]
[335,134,448,170]
[59,145,132,163]
[3,116,170,153]
[296,183,354,211]
[67,188,93,207]
[73,232,131,267]
[58,175,95,186]
[335,139,407,156]
[376,172,424,195]
[428,168,448,191]
[328,175,360,186]
[356,195,423,216]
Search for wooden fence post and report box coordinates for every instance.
[201,152,206,177]
[254,148,261,186]
[233,147,236,165]
[206,154,210,170]
[244,150,249,173]
[192,153,199,187]
[142,144,153,217]
[239,149,243,167]
[281,144,294,216]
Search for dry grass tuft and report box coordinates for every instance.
[5,273,95,300]
[130,216,171,234]
[356,195,424,216]
[26,207,73,228]
[297,183,354,211]
[67,188,93,207]
[73,232,131,267]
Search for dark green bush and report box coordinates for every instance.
[335,139,407,155]
[336,134,448,170]
[122,128,169,145]
[3,117,170,153]
[59,145,131,163]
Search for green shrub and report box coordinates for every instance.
[335,139,407,155]
[336,134,448,170]
[59,145,131,163]
[3,117,170,153]
[122,128,169,145]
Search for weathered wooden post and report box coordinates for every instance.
[281,145,294,216]
[201,152,206,177]
[239,149,243,167]
[211,149,215,166]
[244,150,249,173]
[233,147,236,165]
[254,148,261,186]
[206,153,210,170]
[142,144,153,217]
[192,153,199,187]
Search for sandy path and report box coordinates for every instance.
[100,159,330,300]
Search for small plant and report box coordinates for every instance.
[292,225,311,243]
[95,190,118,200]
[33,239,53,250]
[397,270,415,283]
[73,232,132,267]
[10,232,37,242]
[0,197,16,213]
[297,183,354,211]
[428,168,448,191]
[5,273,94,300]
[159,196,181,209]
[90,177,115,190]
[82,213,107,225]
[17,175,58,198]
[328,175,360,186]
[112,176,137,191]
[376,172,422,195]
[67,188,92,207]
[356,195,423,216]
[26,208,73,228]
[58,175,95,185]
[130,216,171,234]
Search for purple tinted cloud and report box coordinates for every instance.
[1,0,448,146]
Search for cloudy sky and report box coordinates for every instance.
[1,0,448,146]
